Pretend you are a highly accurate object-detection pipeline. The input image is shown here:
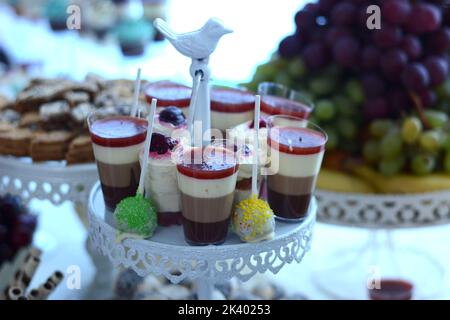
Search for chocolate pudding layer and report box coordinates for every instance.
[180,192,234,223]
[182,217,231,246]
[180,192,234,245]
[96,161,140,211]
[267,175,317,219]
[157,212,182,227]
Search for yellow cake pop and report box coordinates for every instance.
[232,95,275,243]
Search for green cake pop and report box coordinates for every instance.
[115,97,158,240]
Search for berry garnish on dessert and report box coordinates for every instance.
[249,118,267,129]
[159,106,186,126]
[149,133,177,154]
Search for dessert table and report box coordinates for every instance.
[88,182,316,300]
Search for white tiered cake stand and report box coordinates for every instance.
[88,182,316,300]
[313,190,450,299]
[0,155,114,299]
[0,156,97,205]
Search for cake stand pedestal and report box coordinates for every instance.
[314,190,450,299]
[88,182,316,300]
[0,156,112,299]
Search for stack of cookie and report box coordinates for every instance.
[0,76,148,165]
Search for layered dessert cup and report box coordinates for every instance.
[175,141,239,245]
[267,115,327,221]
[145,81,192,115]
[88,112,147,216]
[141,133,182,227]
[211,87,255,131]
[258,82,313,119]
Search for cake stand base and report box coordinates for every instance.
[82,238,114,300]
[312,230,446,300]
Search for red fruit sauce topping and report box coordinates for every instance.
[89,116,147,147]
[368,279,414,300]
[211,87,255,112]
[261,95,312,118]
[177,147,239,180]
[145,81,191,108]
[268,127,326,155]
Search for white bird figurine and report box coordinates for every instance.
[154,18,233,60]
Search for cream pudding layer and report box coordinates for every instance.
[177,172,238,198]
[92,143,143,165]
[269,147,324,177]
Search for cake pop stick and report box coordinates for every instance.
[232,95,275,243]
[114,99,158,240]
[252,95,261,196]
[130,68,142,117]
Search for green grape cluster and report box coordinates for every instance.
[247,58,364,153]
[363,113,450,176]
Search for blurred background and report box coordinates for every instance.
[1,0,450,300]
[0,0,302,85]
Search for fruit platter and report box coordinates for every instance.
[247,0,450,229]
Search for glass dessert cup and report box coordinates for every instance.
[87,110,147,219]
[257,82,314,119]
[210,85,255,132]
[174,139,240,246]
[266,115,327,222]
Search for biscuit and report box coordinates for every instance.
[66,135,94,165]
[0,95,11,111]
[19,112,40,129]
[30,130,74,162]
[16,80,98,113]
[0,109,20,124]
[63,91,90,108]
[0,128,34,156]
[70,102,94,127]
[39,101,71,130]
[0,121,16,133]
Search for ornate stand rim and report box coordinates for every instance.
[0,155,98,205]
[316,189,450,229]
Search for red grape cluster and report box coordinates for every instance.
[0,194,37,265]
[279,0,450,120]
